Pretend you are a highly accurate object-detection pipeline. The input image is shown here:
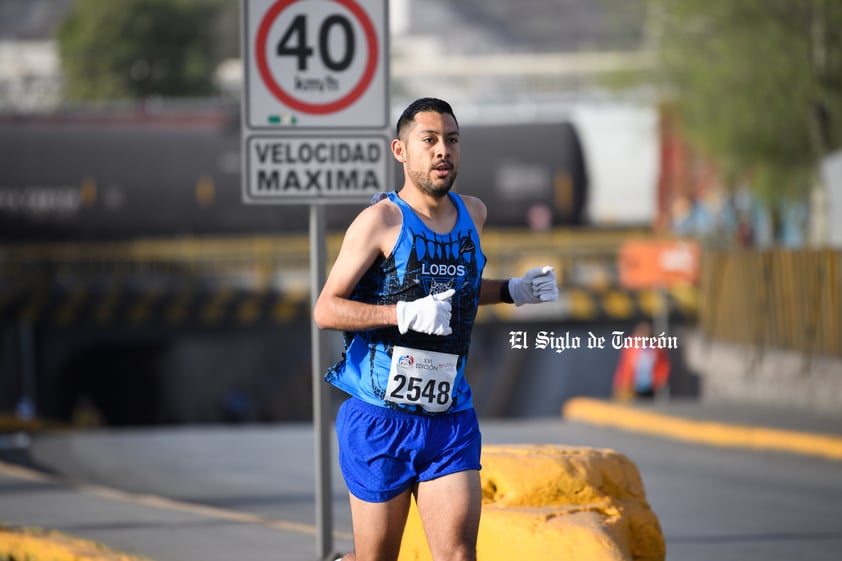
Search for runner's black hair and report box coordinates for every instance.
[395,97,458,139]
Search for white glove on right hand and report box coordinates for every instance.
[396,289,455,336]
[508,266,559,306]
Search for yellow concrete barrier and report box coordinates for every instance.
[0,526,153,561]
[398,445,665,561]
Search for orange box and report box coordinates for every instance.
[618,239,700,288]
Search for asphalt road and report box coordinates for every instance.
[17,416,842,561]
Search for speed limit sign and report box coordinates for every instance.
[244,0,388,129]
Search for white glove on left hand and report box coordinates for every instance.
[508,266,559,306]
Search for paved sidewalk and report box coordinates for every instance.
[2,397,842,561]
[0,459,339,561]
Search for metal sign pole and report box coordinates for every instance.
[242,3,389,557]
[309,203,333,559]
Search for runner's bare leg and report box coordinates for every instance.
[415,470,482,561]
[342,488,413,561]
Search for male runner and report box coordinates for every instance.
[314,97,558,561]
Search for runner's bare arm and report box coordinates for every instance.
[478,279,510,305]
[460,194,487,236]
[461,194,516,305]
[461,195,559,306]
[313,201,402,331]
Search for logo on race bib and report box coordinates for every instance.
[397,354,414,368]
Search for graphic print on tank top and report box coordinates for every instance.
[324,193,486,413]
[383,226,480,355]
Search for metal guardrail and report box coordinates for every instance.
[700,249,842,358]
[1,229,647,287]
[0,228,697,327]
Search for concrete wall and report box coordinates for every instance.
[684,329,842,413]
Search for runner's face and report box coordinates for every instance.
[402,111,460,199]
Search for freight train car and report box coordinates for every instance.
[0,105,612,425]
[0,106,588,241]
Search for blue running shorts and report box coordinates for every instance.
[335,398,482,503]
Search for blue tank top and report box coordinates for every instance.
[324,190,487,414]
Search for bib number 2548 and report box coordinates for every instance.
[386,346,457,413]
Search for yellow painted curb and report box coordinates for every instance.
[0,414,49,432]
[0,526,154,561]
[563,398,842,461]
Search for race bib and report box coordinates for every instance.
[385,346,458,413]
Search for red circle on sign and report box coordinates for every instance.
[255,0,379,115]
